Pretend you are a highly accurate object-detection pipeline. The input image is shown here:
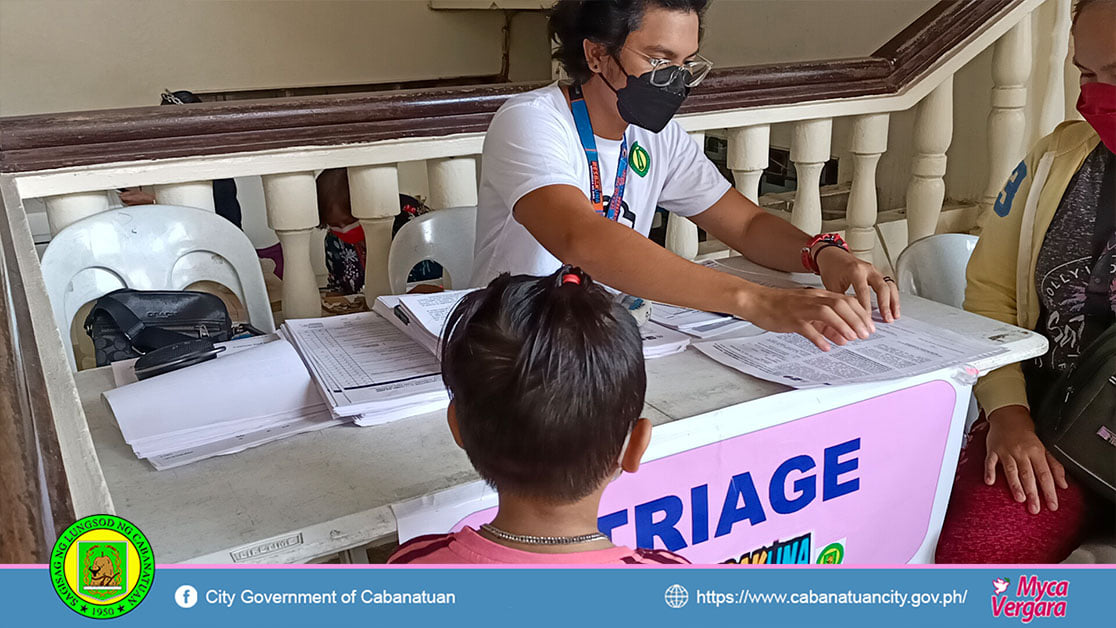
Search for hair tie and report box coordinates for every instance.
[561,273,582,286]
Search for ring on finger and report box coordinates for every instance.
[882,276,895,283]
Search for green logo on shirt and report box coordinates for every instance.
[630,142,651,177]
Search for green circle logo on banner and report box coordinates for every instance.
[816,541,846,564]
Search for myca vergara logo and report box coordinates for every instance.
[990,575,1069,623]
[50,514,155,619]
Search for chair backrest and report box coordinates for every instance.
[895,233,979,309]
[40,205,276,370]
[387,206,477,294]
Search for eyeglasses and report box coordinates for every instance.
[622,48,714,88]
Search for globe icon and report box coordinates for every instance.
[664,584,689,609]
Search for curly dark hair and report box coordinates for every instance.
[548,0,709,83]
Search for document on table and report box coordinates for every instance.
[378,291,694,360]
[281,312,447,418]
[640,321,691,358]
[649,302,754,339]
[694,313,1007,388]
[372,289,477,354]
[102,338,347,468]
[398,290,475,335]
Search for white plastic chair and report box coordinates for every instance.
[895,233,979,309]
[895,233,981,434]
[40,205,276,370]
[387,206,477,294]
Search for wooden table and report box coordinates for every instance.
[76,258,1046,564]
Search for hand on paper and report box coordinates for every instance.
[985,405,1068,514]
[815,246,901,323]
[738,283,875,352]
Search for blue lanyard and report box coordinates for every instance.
[568,83,629,221]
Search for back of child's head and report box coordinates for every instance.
[441,266,646,503]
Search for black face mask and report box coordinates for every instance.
[603,61,691,133]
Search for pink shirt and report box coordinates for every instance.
[388,527,690,565]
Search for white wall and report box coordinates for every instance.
[701,0,938,65]
[0,0,552,116]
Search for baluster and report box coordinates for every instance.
[846,114,889,263]
[311,228,328,288]
[44,192,110,235]
[262,172,320,319]
[426,157,478,209]
[727,124,770,204]
[790,118,833,235]
[983,15,1033,212]
[153,181,216,210]
[906,76,954,243]
[348,165,401,300]
[665,131,705,260]
[1039,0,1071,137]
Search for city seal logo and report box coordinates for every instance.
[630,142,651,177]
[50,514,155,619]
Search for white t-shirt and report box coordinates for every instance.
[471,82,732,286]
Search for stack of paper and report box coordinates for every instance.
[694,314,1007,388]
[650,303,754,339]
[374,289,477,354]
[280,312,449,426]
[374,290,693,359]
[640,322,692,358]
[102,338,346,470]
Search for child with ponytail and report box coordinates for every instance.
[388,266,687,565]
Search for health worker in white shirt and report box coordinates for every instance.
[472,0,901,351]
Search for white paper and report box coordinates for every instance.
[146,410,346,470]
[694,313,1008,388]
[282,312,447,417]
[102,338,342,466]
[371,294,436,354]
[104,339,321,444]
[110,333,280,387]
[649,302,754,339]
[640,321,691,359]
[352,397,450,427]
[396,289,476,337]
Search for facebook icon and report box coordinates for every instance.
[175,585,198,609]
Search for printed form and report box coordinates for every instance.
[694,314,1007,388]
[281,312,446,416]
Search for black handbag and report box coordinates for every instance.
[84,289,235,368]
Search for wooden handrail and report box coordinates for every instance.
[0,0,1016,174]
[0,179,76,562]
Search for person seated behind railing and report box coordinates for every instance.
[117,90,242,230]
[936,0,1116,564]
[315,167,437,295]
[388,266,687,565]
